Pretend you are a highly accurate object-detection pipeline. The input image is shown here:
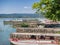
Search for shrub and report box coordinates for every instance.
[21,23,29,27]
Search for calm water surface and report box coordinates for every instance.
[0,18,16,45]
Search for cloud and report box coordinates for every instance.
[24,6,31,9]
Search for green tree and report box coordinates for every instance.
[32,0,60,22]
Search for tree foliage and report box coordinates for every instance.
[32,0,60,21]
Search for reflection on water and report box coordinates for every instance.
[0,18,16,45]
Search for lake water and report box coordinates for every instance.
[0,18,17,45]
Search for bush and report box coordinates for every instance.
[21,23,29,27]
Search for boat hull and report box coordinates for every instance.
[10,40,58,45]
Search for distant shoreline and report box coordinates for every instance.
[0,14,45,18]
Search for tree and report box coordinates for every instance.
[32,0,60,22]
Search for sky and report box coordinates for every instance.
[0,0,39,14]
